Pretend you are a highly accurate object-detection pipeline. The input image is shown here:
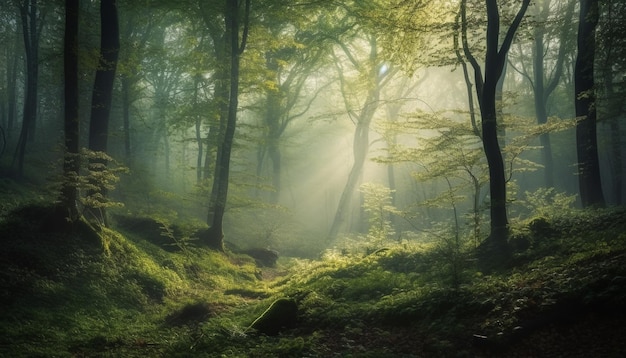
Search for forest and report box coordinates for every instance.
[0,0,625,356]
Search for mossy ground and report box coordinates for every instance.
[1,182,625,357]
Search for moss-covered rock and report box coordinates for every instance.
[248,298,298,336]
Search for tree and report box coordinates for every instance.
[507,0,576,188]
[327,34,390,241]
[596,0,625,205]
[574,0,605,207]
[530,0,575,188]
[59,0,79,221]
[86,0,120,223]
[255,22,330,204]
[117,6,157,168]
[461,0,531,255]
[141,24,186,182]
[0,5,21,144]
[13,0,41,178]
[202,0,250,250]
[198,0,231,224]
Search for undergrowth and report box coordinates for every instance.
[0,180,625,357]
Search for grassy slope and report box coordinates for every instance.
[1,192,625,356]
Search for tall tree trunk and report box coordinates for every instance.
[6,29,20,140]
[203,0,250,250]
[89,0,119,155]
[121,75,132,166]
[192,75,203,184]
[60,0,80,221]
[87,0,120,223]
[264,81,282,204]
[206,66,229,222]
[599,0,621,205]
[495,59,507,148]
[603,47,623,205]
[328,37,382,241]
[533,29,555,188]
[531,0,575,189]
[575,0,605,207]
[14,0,39,178]
[462,0,530,260]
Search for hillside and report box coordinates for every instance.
[1,192,625,357]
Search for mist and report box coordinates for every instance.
[2,1,626,356]
[0,0,624,257]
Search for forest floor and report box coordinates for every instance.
[1,181,626,357]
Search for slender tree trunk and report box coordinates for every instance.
[121,75,132,166]
[206,72,228,222]
[204,0,250,250]
[192,75,204,184]
[599,0,621,205]
[268,139,281,204]
[575,0,605,207]
[532,30,555,188]
[14,0,39,178]
[531,0,575,189]
[482,0,508,246]
[461,0,530,261]
[265,88,282,204]
[6,31,19,140]
[328,39,382,241]
[205,40,229,220]
[480,85,508,244]
[163,130,170,182]
[60,0,80,221]
[600,28,622,205]
[609,118,622,205]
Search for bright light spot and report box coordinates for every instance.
[379,64,389,77]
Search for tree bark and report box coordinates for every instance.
[532,29,555,188]
[14,0,39,178]
[192,75,204,184]
[204,0,250,250]
[121,75,132,166]
[89,0,119,155]
[575,0,605,207]
[87,0,119,223]
[60,0,80,221]
[462,0,530,260]
[531,0,575,189]
[264,70,282,204]
[328,36,382,241]
[6,28,20,141]
[205,32,229,222]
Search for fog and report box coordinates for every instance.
[0,0,624,257]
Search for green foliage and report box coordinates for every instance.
[359,182,397,246]
[2,192,626,357]
[0,178,49,217]
[520,187,577,217]
[78,149,128,210]
[53,149,129,227]
[0,200,268,357]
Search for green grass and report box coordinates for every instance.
[0,199,269,357]
[1,182,625,357]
